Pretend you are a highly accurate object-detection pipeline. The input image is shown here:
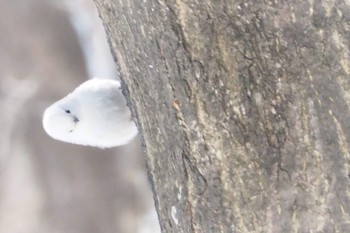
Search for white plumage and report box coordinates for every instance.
[42,78,138,148]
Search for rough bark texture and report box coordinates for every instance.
[94,0,350,232]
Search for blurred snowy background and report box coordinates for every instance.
[0,0,160,232]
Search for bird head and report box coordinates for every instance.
[42,97,80,142]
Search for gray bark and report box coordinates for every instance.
[94,0,350,232]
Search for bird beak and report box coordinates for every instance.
[73,116,79,123]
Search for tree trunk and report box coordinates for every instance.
[94,0,350,232]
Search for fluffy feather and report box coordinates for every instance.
[43,78,137,148]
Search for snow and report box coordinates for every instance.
[171,206,179,225]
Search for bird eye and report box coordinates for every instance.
[65,110,71,114]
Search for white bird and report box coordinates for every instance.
[42,78,138,148]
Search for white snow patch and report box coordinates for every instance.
[177,186,182,200]
[171,206,179,225]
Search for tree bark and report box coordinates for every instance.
[94,0,350,232]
